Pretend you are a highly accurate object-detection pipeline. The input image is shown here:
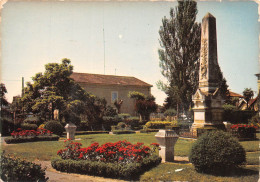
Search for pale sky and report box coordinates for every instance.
[1,0,259,105]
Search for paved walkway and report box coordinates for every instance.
[34,156,190,182]
[34,161,127,182]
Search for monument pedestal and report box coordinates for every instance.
[191,88,224,136]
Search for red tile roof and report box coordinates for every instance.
[71,72,152,87]
[228,91,244,98]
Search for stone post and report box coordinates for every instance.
[155,130,179,162]
[65,122,77,140]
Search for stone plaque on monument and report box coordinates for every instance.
[191,13,225,134]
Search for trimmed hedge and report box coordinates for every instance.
[63,131,109,135]
[4,135,60,144]
[140,129,159,133]
[51,154,161,180]
[1,151,48,182]
[197,125,226,137]
[145,121,177,129]
[111,130,135,134]
[21,123,38,131]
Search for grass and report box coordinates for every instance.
[2,132,259,164]
[246,151,259,165]
[140,163,259,182]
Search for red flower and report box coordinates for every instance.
[119,157,124,161]
[150,143,159,147]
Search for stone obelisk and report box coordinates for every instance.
[191,13,224,134]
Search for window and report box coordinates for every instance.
[111,91,118,103]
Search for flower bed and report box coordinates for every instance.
[52,140,161,179]
[230,124,257,140]
[4,128,59,144]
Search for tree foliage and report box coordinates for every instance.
[128,91,157,121]
[157,0,201,114]
[243,88,254,109]
[158,0,229,114]
[0,83,9,107]
[21,59,106,126]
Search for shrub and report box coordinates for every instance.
[21,123,38,131]
[164,109,177,116]
[23,116,41,125]
[189,130,246,175]
[104,106,117,117]
[145,121,177,129]
[118,113,131,119]
[44,120,64,136]
[231,124,257,139]
[140,129,159,133]
[38,124,45,129]
[124,117,140,129]
[0,151,48,182]
[112,130,135,134]
[117,122,127,129]
[1,117,20,136]
[4,135,60,144]
[64,131,109,135]
[51,155,161,180]
[77,120,89,131]
[103,116,122,131]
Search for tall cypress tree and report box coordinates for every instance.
[157,0,201,115]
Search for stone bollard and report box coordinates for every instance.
[155,129,179,162]
[65,122,77,140]
[223,121,232,132]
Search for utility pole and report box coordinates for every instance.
[22,77,24,97]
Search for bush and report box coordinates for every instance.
[4,135,60,144]
[164,109,177,116]
[189,130,246,175]
[38,124,45,129]
[51,155,161,180]
[140,129,159,133]
[23,116,41,125]
[112,130,135,134]
[21,123,38,131]
[0,151,48,182]
[103,116,122,131]
[63,131,109,135]
[1,117,20,136]
[44,120,64,136]
[222,106,256,124]
[145,121,177,129]
[124,117,140,129]
[118,113,131,119]
[104,106,117,117]
[230,124,257,139]
[77,120,89,131]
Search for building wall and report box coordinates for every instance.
[78,83,151,116]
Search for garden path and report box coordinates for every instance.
[34,161,127,182]
[35,156,190,182]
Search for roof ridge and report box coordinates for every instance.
[73,72,135,78]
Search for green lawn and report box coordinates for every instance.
[2,133,258,163]
[140,163,259,182]
[2,133,259,181]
